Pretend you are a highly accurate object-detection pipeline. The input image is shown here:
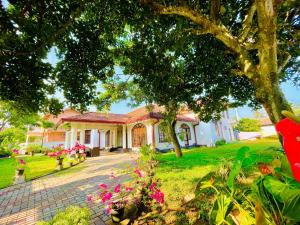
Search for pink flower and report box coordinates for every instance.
[125,186,134,192]
[101,192,113,203]
[134,168,142,177]
[105,204,112,215]
[98,183,108,189]
[19,159,26,165]
[149,182,157,192]
[110,172,116,179]
[13,149,19,154]
[87,195,93,202]
[150,190,164,204]
[114,184,121,193]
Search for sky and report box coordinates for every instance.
[4,0,300,119]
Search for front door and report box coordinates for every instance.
[132,123,147,147]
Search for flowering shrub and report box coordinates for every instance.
[87,161,164,219]
[48,144,67,160]
[72,142,87,154]
[11,148,26,171]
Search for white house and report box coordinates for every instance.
[26,105,235,151]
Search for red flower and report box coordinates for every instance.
[13,149,19,155]
[19,159,26,165]
[114,184,121,193]
[134,168,142,177]
[149,182,157,192]
[125,186,134,192]
[258,164,272,175]
[150,190,164,204]
[98,183,108,189]
[101,192,113,203]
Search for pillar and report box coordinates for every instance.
[122,125,127,149]
[70,128,77,148]
[79,130,85,145]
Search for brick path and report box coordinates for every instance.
[0,152,138,225]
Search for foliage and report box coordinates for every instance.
[37,206,91,225]
[253,175,300,224]
[140,144,157,162]
[25,144,49,154]
[1,1,298,130]
[235,118,261,132]
[215,139,226,147]
[0,101,40,130]
[0,127,26,152]
[155,138,280,206]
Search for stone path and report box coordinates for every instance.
[0,152,138,225]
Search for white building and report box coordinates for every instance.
[27,105,235,151]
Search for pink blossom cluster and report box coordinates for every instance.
[149,182,164,204]
[72,142,87,153]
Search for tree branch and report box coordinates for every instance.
[141,0,256,77]
[278,52,291,74]
[239,2,257,43]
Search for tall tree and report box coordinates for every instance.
[139,0,299,125]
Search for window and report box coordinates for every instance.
[84,130,91,144]
[158,125,167,143]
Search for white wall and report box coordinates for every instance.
[195,122,214,146]
[261,125,276,137]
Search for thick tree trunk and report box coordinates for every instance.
[167,120,182,158]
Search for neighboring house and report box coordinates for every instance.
[260,117,277,137]
[26,105,235,151]
[237,117,277,140]
[26,109,81,148]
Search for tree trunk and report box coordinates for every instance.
[167,120,182,158]
[254,78,293,145]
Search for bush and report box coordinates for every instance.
[235,118,261,132]
[0,146,12,157]
[26,144,49,154]
[37,206,91,225]
[215,139,226,147]
[140,144,156,161]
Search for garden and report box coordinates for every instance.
[0,143,88,189]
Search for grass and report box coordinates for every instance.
[0,155,79,189]
[155,137,281,206]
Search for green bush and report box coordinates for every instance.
[37,206,91,225]
[0,146,12,157]
[26,144,49,153]
[235,118,261,132]
[215,139,226,147]
[140,144,156,161]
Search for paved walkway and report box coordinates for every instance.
[0,152,138,225]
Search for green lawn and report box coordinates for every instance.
[155,137,282,206]
[0,155,74,189]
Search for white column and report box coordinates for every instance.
[79,130,85,144]
[146,124,152,145]
[122,125,127,149]
[90,129,98,148]
[70,128,77,148]
[114,128,117,147]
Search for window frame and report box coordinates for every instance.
[84,130,91,144]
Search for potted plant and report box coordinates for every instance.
[72,142,87,162]
[11,149,26,184]
[48,144,66,170]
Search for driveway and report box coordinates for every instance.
[0,152,138,225]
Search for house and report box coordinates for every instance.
[260,117,277,137]
[26,105,235,151]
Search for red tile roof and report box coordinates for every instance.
[59,105,198,125]
[259,117,273,126]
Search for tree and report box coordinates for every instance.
[37,119,54,147]
[139,0,299,125]
[235,118,261,132]
[0,101,40,131]
[1,0,299,135]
